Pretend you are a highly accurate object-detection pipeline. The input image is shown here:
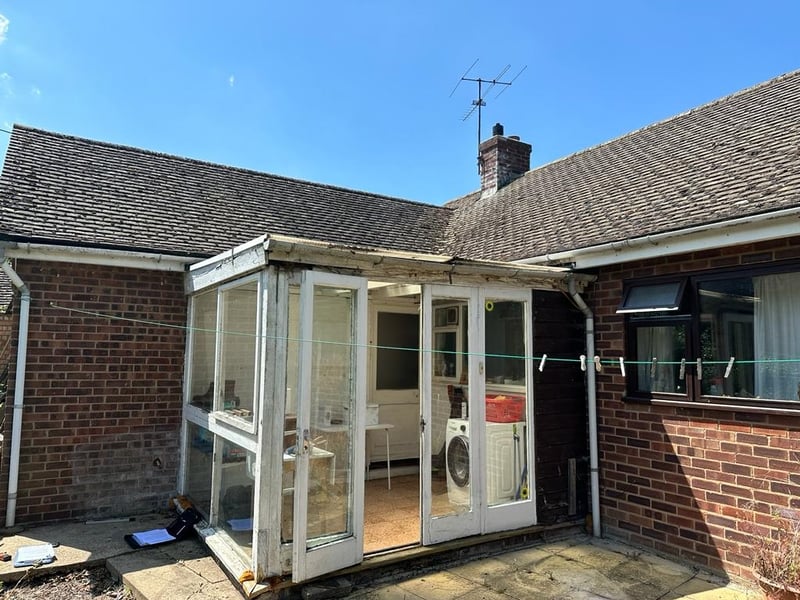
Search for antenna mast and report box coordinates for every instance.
[450,60,527,173]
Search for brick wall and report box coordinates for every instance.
[590,236,800,581]
[532,290,589,523]
[1,260,187,523]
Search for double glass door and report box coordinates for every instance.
[421,286,535,544]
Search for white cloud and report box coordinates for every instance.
[30,86,41,98]
[0,14,9,44]
[228,75,235,87]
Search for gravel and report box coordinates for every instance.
[0,567,133,599]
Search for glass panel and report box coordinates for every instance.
[218,280,259,423]
[306,285,355,548]
[376,312,419,389]
[216,438,254,559]
[431,298,470,518]
[699,277,755,397]
[189,290,217,411]
[282,285,300,543]
[619,281,684,313]
[433,331,457,378]
[484,299,528,507]
[634,325,687,393]
[184,422,213,516]
[753,272,800,401]
[700,274,800,401]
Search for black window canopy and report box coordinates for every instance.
[617,280,686,314]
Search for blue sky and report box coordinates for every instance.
[1,1,799,205]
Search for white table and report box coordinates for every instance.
[366,423,394,489]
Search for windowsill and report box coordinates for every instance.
[622,394,800,416]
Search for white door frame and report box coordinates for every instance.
[292,270,367,582]
[421,284,482,544]
[421,285,537,544]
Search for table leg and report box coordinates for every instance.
[385,428,391,490]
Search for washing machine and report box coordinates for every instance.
[445,418,470,506]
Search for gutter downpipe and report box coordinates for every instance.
[567,275,601,537]
[1,257,30,528]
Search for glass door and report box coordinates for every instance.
[481,289,536,533]
[421,285,482,544]
[291,271,367,582]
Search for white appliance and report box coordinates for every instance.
[445,418,470,506]
[445,419,526,508]
[486,421,526,505]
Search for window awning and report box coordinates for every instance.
[617,280,686,313]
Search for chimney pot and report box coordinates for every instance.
[492,122,504,136]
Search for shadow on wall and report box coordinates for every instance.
[532,291,590,525]
[600,404,800,584]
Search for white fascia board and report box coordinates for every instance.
[186,235,267,293]
[518,209,800,269]
[3,242,197,272]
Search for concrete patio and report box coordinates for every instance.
[0,515,761,599]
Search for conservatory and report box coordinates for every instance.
[178,233,593,594]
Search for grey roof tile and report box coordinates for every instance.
[445,69,800,262]
[0,127,452,258]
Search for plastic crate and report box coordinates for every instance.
[485,394,526,423]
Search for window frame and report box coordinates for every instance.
[621,261,800,411]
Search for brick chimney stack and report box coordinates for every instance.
[479,123,532,196]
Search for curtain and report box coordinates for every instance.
[637,326,679,393]
[754,272,800,401]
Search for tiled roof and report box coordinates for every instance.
[2,70,799,267]
[445,70,800,262]
[0,126,451,258]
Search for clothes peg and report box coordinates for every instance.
[679,358,686,380]
[650,357,658,379]
[594,356,602,373]
[724,356,735,378]
[696,358,702,380]
[619,357,626,377]
[538,354,547,372]
[580,355,587,372]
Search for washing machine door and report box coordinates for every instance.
[447,435,470,487]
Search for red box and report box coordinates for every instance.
[485,395,526,423]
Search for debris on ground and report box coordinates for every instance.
[0,566,132,599]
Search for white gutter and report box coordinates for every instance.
[4,242,198,272]
[518,207,800,269]
[1,257,30,528]
[567,275,601,538]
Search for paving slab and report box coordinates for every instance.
[0,519,762,600]
[0,514,167,582]
[107,536,242,600]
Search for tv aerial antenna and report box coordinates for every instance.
[450,59,527,172]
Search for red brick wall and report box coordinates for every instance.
[591,236,800,581]
[1,260,186,523]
